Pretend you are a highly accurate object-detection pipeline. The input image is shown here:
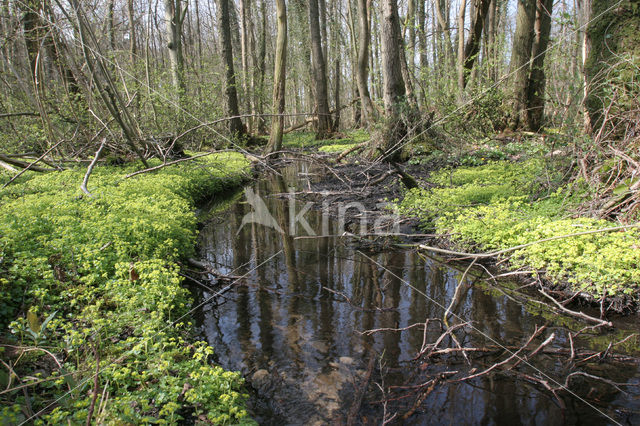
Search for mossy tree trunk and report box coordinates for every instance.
[525,0,553,131]
[507,0,536,130]
[584,0,640,136]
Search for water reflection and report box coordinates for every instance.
[194,163,640,425]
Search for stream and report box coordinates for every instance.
[191,161,640,425]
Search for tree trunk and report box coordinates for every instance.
[218,0,245,137]
[461,0,492,89]
[239,0,252,132]
[507,0,536,130]
[164,0,186,121]
[370,0,407,161]
[356,0,375,123]
[584,0,640,136]
[525,0,553,131]
[265,0,287,153]
[309,0,332,138]
[257,0,267,134]
[417,0,429,104]
[456,0,467,92]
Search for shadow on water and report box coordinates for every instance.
[191,161,640,425]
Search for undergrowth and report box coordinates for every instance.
[0,153,254,424]
[396,159,640,300]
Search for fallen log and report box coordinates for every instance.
[0,154,54,172]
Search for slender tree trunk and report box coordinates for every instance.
[239,0,252,132]
[219,0,245,137]
[127,0,140,115]
[525,0,553,130]
[435,0,455,69]
[417,0,429,104]
[309,0,332,138]
[257,0,267,134]
[486,0,497,82]
[266,0,287,153]
[507,0,536,129]
[456,0,467,91]
[334,57,341,130]
[356,0,375,123]
[461,0,492,89]
[164,0,186,122]
[107,0,115,50]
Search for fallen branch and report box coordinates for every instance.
[123,151,231,179]
[0,112,39,119]
[187,258,242,280]
[2,139,65,188]
[0,153,54,172]
[346,355,376,426]
[412,223,640,260]
[81,139,106,197]
[454,325,547,383]
[336,141,368,162]
[538,286,612,327]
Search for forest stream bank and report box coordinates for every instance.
[192,156,640,424]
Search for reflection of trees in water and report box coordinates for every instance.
[197,165,640,425]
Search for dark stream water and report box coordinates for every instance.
[192,162,640,425]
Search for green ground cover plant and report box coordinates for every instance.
[283,129,369,151]
[396,159,640,300]
[0,153,255,424]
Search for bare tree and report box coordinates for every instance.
[218,0,245,137]
[309,0,333,138]
[164,0,187,113]
[356,0,375,124]
[265,0,288,153]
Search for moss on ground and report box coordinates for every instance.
[395,159,640,300]
[0,153,255,424]
[283,129,369,151]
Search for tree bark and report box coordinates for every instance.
[525,0,553,131]
[218,0,245,137]
[461,0,492,89]
[456,0,467,91]
[507,0,536,130]
[265,0,287,153]
[369,0,407,161]
[584,0,640,136]
[256,0,267,134]
[356,0,375,124]
[164,0,186,122]
[417,0,429,104]
[309,0,332,138]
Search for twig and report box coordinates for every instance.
[454,325,547,382]
[538,286,612,327]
